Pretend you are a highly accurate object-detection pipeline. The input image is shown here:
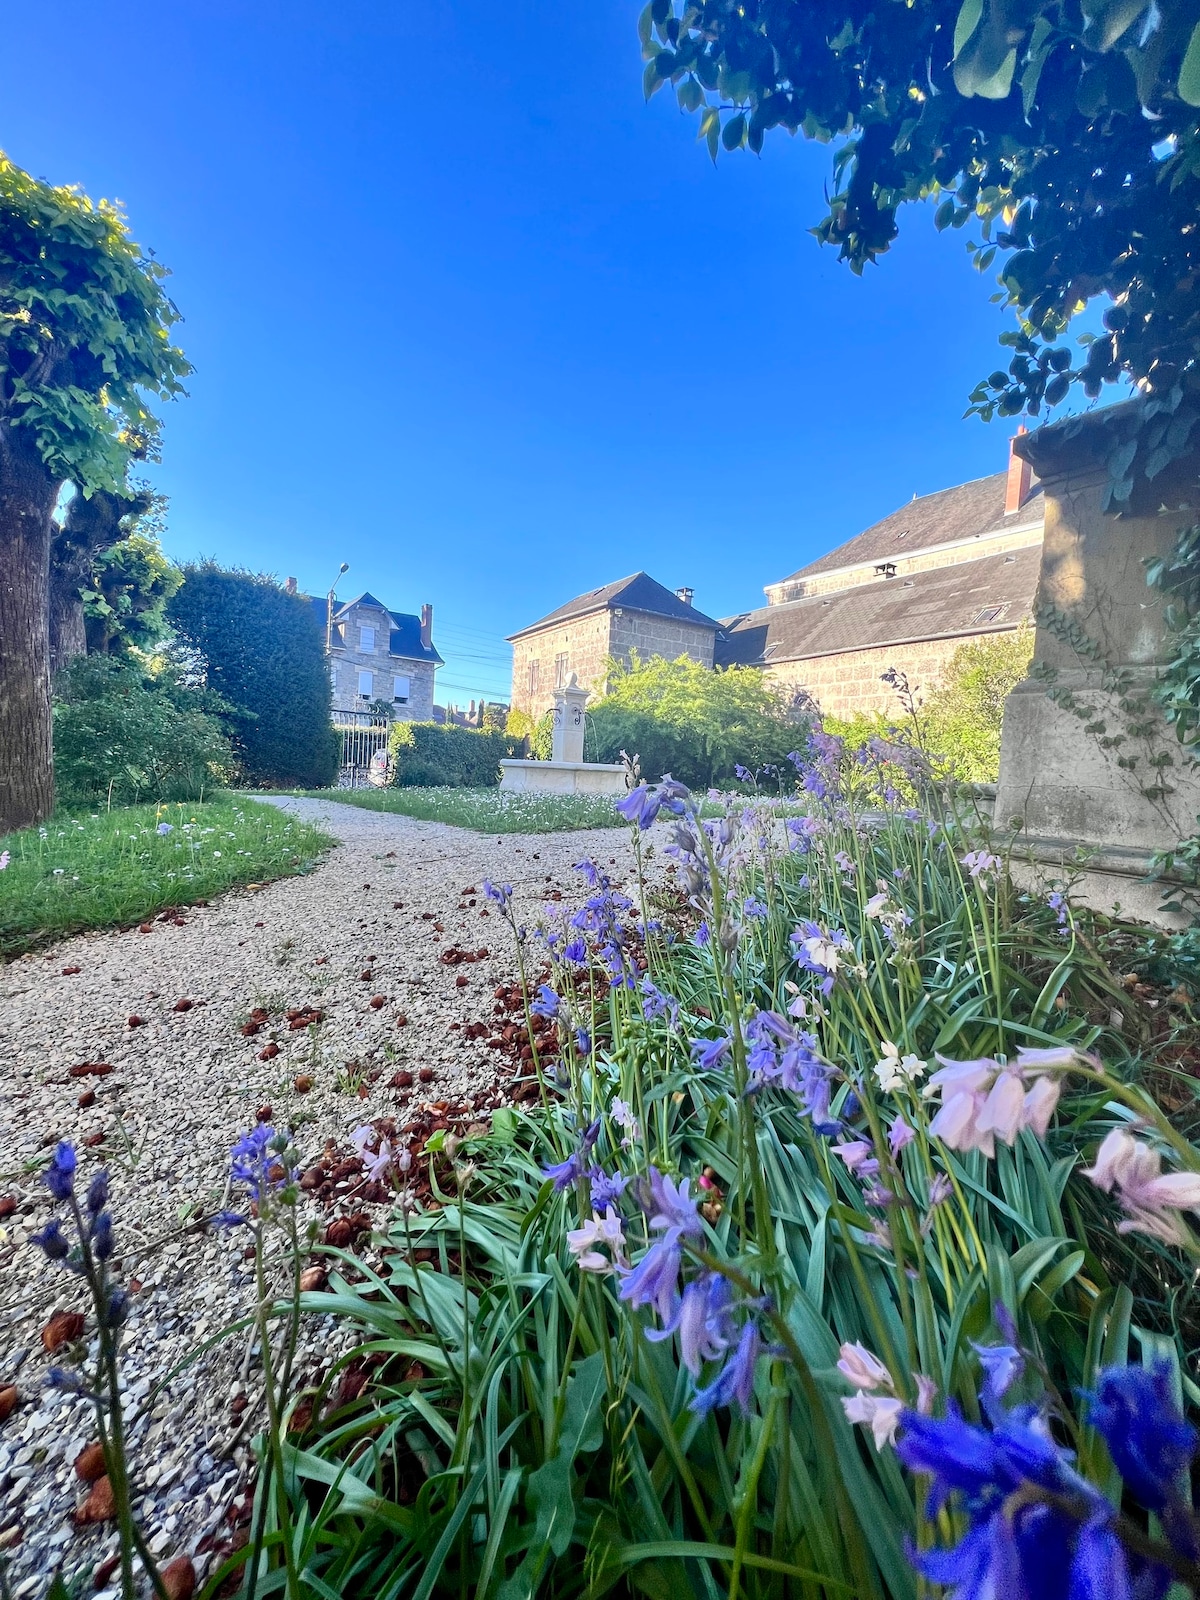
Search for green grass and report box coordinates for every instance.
[285,785,628,833]
[0,799,334,959]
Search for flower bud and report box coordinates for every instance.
[91,1212,114,1260]
[33,1220,70,1261]
[86,1172,109,1217]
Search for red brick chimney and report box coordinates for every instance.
[1005,427,1032,515]
[420,603,433,650]
[285,576,297,594]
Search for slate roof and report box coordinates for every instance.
[306,593,442,663]
[717,545,1041,668]
[771,472,1044,589]
[508,572,719,641]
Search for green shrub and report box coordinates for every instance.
[584,652,809,787]
[919,625,1034,782]
[387,722,521,787]
[167,563,339,788]
[53,656,235,806]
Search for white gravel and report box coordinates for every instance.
[0,797,645,1593]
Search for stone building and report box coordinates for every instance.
[716,442,1045,718]
[507,573,718,719]
[308,590,442,721]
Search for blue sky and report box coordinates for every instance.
[11,2,1033,704]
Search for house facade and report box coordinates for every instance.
[507,573,719,719]
[310,591,442,721]
[716,442,1045,718]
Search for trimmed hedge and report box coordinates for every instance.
[388,722,522,787]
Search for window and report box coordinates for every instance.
[358,669,373,698]
[527,660,540,697]
[554,652,569,688]
[359,625,375,651]
[972,605,1007,625]
[393,674,411,704]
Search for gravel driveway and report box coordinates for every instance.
[0,797,643,1595]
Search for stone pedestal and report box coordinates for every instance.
[499,673,627,796]
[995,405,1200,925]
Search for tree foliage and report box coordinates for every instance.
[0,154,190,490]
[642,0,1200,501]
[83,524,182,655]
[167,564,338,789]
[585,651,810,786]
[920,625,1034,780]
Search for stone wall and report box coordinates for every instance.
[763,522,1043,604]
[509,609,716,719]
[763,632,1006,719]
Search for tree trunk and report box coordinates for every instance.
[48,486,146,674]
[0,420,62,833]
[48,576,87,672]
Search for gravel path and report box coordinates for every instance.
[0,798,644,1595]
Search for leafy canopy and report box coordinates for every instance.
[643,0,1200,497]
[83,525,183,655]
[0,153,190,490]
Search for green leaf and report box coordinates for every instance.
[721,113,746,151]
[952,0,983,58]
[1179,21,1200,105]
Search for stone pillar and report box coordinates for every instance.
[551,674,588,764]
[994,403,1200,924]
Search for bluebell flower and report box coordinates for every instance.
[694,921,711,947]
[691,1032,731,1071]
[214,1209,249,1228]
[104,1289,129,1328]
[44,1141,76,1201]
[734,764,751,782]
[563,937,587,964]
[91,1212,114,1261]
[616,783,662,830]
[974,1339,1024,1413]
[1087,1365,1197,1511]
[482,879,512,907]
[32,1220,69,1260]
[644,1168,704,1237]
[691,1321,761,1415]
[574,858,601,889]
[574,1027,591,1057]
[230,1124,295,1202]
[619,1234,683,1323]
[541,1119,601,1191]
[1048,890,1069,930]
[640,977,680,1029]
[531,984,561,1020]
[742,895,768,921]
[647,1271,735,1375]
[589,1168,628,1209]
[86,1172,109,1217]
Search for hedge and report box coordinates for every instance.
[388,722,522,787]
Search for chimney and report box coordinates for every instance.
[675,586,694,606]
[1005,427,1032,515]
[285,576,297,595]
[420,603,433,649]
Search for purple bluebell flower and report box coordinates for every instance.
[563,937,587,964]
[90,1211,114,1260]
[589,1168,628,1209]
[482,879,512,907]
[694,921,711,947]
[32,1220,70,1260]
[574,1027,591,1057]
[214,1209,249,1229]
[44,1141,76,1201]
[1087,1365,1196,1511]
[616,783,662,830]
[888,1115,915,1155]
[103,1289,129,1328]
[690,1321,761,1415]
[1048,890,1069,930]
[742,895,768,921]
[647,1271,735,1375]
[86,1172,109,1217]
[974,1340,1024,1409]
[640,977,680,1029]
[619,1234,683,1323]
[734,764,752,782]
[691,1032,731,1071]
[531,984,561,1020]
[541,1119,601,1192]
[645,1168,704,1236]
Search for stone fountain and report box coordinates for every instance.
[499,675,626,796]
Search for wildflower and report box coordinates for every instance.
[1048,889,1069,929]
[640,977,680,1029]
[230,1124,295,1202]
[865,891,890,917]
[91,1212,114,1261]
[1086,1365,1197,1511]
[541,1118,601,1191]
[574,1027,591,1057]
[888,1115,915,1154]
[691,1321,761,1416]
[648,1271,735,1375]
[742,894,768,921]
[834,850,856,877]
[156,822,173,835]
[927,1173,953,1208]
[927,1051,1065,1157]
[974,1340,1024,1407]
[874,1040,927,1093]
[1084,1127,1200,1245]
[619,1233,684,1322]
[691,1032,731,1071]
[837,1342,893,1391]
[694,920,711,947]
[482,879,513,908]
[644,1169,704,1236]
[791,920,851,995]
[32,1220,70,1260]
[44,1142,77,1201]
[610,1097,640,1144]
[563,937,587,963]
[589,1167,628,1209]
[842,1392,904,1450]
[0,851,9,870]
[833,1140,878,1177]
[566,1208,627,1273]
[961,849,1002,879]
[531,984,561,1020]
[616,783,662,830]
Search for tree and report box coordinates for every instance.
[82,523,183,656]
[167,563,339,788]
[0,154,189,831]
[642,0,1200,503]
[920,626,1035,780]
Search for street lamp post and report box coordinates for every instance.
[326,562,350,654]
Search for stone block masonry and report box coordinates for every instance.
[511,610,715,720]
[764,634,998,720]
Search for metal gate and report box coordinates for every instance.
[335,715,390,788]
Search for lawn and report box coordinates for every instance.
[0,798,334,958]
[287,785,628,833]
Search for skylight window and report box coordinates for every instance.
[972,604,1008,624]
